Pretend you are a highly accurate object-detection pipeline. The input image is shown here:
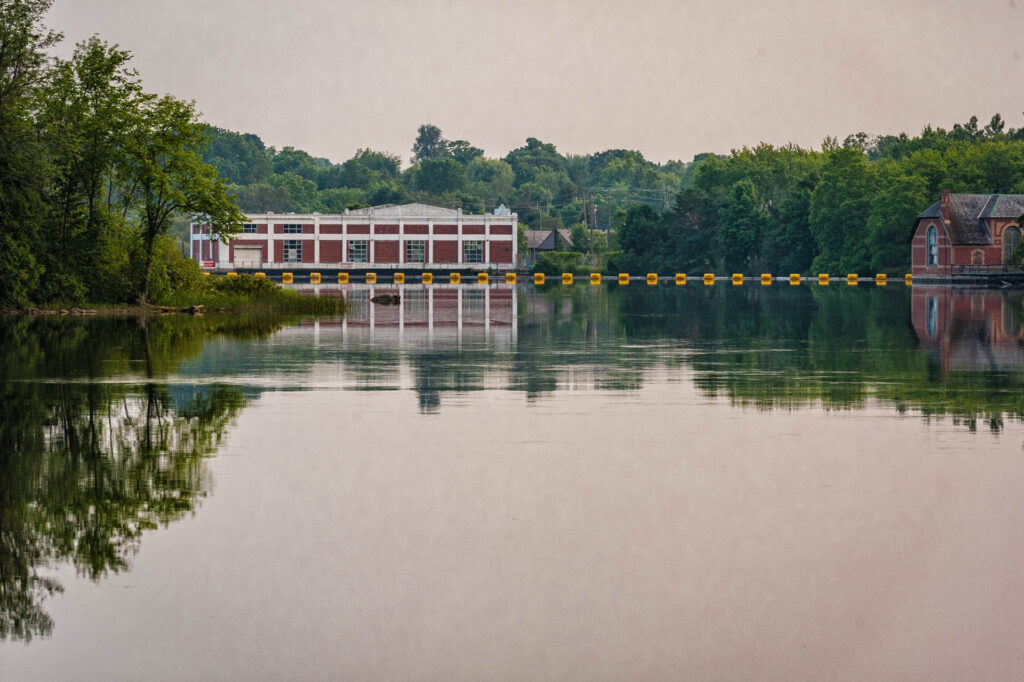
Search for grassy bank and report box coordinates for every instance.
[2,274,345,317]
[159,273,346,314]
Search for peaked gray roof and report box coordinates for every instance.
[525,229,573,250]
[915,193,1024,245]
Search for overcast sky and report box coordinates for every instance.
[45,0,1024,165]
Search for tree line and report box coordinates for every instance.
[614,117,1024,275]
[202,123,694,234]
[0,0,245,308]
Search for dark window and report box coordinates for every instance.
[349,240,368,263]
[1004,226,1021,264]
[283,224,303,234]
[283,240,302,263]
[405,240,426,263]
[242,224,258,234]
[464,241,483,263]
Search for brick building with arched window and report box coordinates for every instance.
[910,190,1024,279]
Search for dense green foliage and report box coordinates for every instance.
[0,0,246,307]
[202,129,694,238]
[205,109,1024,276]
[617,120,1024,275]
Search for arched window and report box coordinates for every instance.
[926,226,938,266]
[1004,226,1021,264]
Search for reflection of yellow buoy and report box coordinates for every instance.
[310,272,321,284]
[847,273,858,285]
[875,273,887,286]
[618,273,629,285]
[394,272,404,284]
[421,272,433,284]
[761,273,772,285]
[449,272,460,284]
[282,272,293,284]
[731,273,743,285]
[366,272,377,284]
[647,273,658,285]
[337,273,349,284]
[818,273,829,285]
[477,272,489,284]
[561,273,573,285]
[505,272,516,284]
[534,273,545,285]
[675,273,687,285]
[703,273,715,285]
[590,273,602,285]
[904,273,912,286]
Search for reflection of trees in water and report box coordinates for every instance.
[0,317,250,642]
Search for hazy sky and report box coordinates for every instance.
[45,0,1024,165]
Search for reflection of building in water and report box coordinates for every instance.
[303,284,517,345]
[911,286,1024,371]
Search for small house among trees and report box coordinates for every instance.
[524,229,573,263]
[911,190,1024,278]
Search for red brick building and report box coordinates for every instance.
[910,190,1024,278]
[191,202,517,271]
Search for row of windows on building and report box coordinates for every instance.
[925,225,1022,266]
[280,239,485,263]
[241,224,304,234]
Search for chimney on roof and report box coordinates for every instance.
[940,189,951,222]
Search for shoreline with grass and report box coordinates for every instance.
[1,274,346,317]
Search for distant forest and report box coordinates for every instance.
[203,115,1024,275]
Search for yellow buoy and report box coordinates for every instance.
[761,273,772,285]
[282,272,293,284]
[590,273,602,285]
[618,273,629,285]
[505,272,516,284]
[647,273,658,285]
[731,273,743,285]
[394,272,405,284]
[477,272,489,284]
[449,272,460,284]
[789,273,801,285]
[337,272,350,284]
[310,272,321,284]
[534,273,545,285]
[675,273,687,285]
[561,273,574,285]
[703,273,715,285]
[366,272,377,284]
[818,273,830,286]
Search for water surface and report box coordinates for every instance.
[3,284,1024,680]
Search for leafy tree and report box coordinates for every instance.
[448,139,483,165]
[809,147,875,273]
[412,157,466,194]
[119,94,248,302]
[0,0,58,307]
[411,123,447,163]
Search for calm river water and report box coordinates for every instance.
[3,283,1024,681]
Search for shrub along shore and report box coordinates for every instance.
[1,274,345,316]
